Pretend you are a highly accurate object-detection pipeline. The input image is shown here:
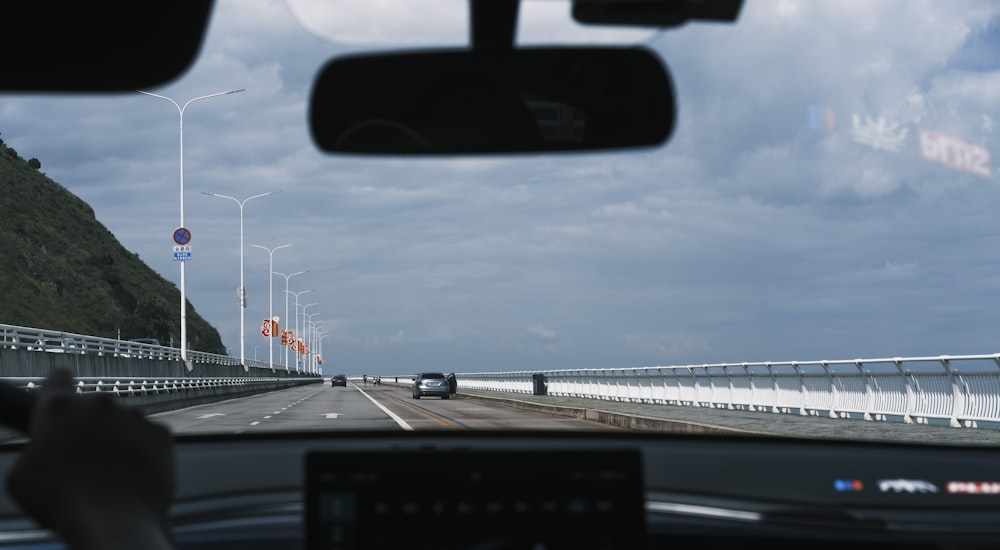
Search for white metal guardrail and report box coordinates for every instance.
[0,376,305,396]
[0,324,305,373]
[10,324,1000,429]
[454,354,1000,429]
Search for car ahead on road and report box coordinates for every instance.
[412,372,451,400]
[126,338,164,359]
[28,338,67,353]
[27,337,85,354]
[331,374,347,387]
[128,338,160,346]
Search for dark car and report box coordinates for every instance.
[412,372,450,400]
[126,338,163,359]
[331,375,347,387]
[128,338,160,346]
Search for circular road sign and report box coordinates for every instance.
[173,227,192,245]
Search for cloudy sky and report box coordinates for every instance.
[2,0,999,376]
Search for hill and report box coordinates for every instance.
[0,131,225,354]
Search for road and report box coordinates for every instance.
[151,381,622,434]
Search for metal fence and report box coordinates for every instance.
[455,354,1000,429]
[1,376,301,396]
[0,324,303,373]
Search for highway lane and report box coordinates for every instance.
[151,382,403,434]
[363,382,623,431]
[152,380,623,434]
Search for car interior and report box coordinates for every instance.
[3,1,1000,549]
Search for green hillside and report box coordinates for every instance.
[0,131,225,354]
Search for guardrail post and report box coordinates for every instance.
[765,362,780,413]
[721,365,731,409]
[820,361,838,418]
[893,358,914,424]
[941,356,965,428]
[792,362,808,416]
[705,365,717,408]
[855,360,873,421]
[743,363,755,412]
[688,367,699,407]
[614,369,623,402]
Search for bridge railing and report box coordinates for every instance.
[0,376,307,396]
[454,354,1000,429]
[0,324,314,375]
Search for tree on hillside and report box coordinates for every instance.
[121,295,174,343]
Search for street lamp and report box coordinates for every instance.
[288,291,313,372]
[202,190,279,370]
[312,328,328,375]
[250,243,292,370]
[298,301,317,372]
[314,329,328,375]
[138,88,245,361]
[305,312,322,375]
[274,270,309,371]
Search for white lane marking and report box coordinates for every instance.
[322,413,343,419]
[264,416,272,419]
[150,386,316,418]
[354,383,413,431]
[249,421,260,426]
[197,413,226,419]
[273,411,281,414]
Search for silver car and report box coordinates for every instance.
[412,372,450,400]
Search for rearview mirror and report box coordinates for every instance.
[309,47,675,155]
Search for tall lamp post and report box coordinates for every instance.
[298,301,317,373]
[313,324,327,375]
[202,191,278,369]
[250,243,292,370]
[138,88,245,361]
[305,312,322,374]
[288,291,313,372]
[274,270,309,371]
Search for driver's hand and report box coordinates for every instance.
[5,369,175,550]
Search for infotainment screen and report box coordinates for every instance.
[305,448,645,549]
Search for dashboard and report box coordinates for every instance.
[3,431,1000,549]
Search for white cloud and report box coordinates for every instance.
[526,324,556,340]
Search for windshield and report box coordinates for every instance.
[2,0,999,446]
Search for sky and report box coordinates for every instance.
[1,0,1000,377]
